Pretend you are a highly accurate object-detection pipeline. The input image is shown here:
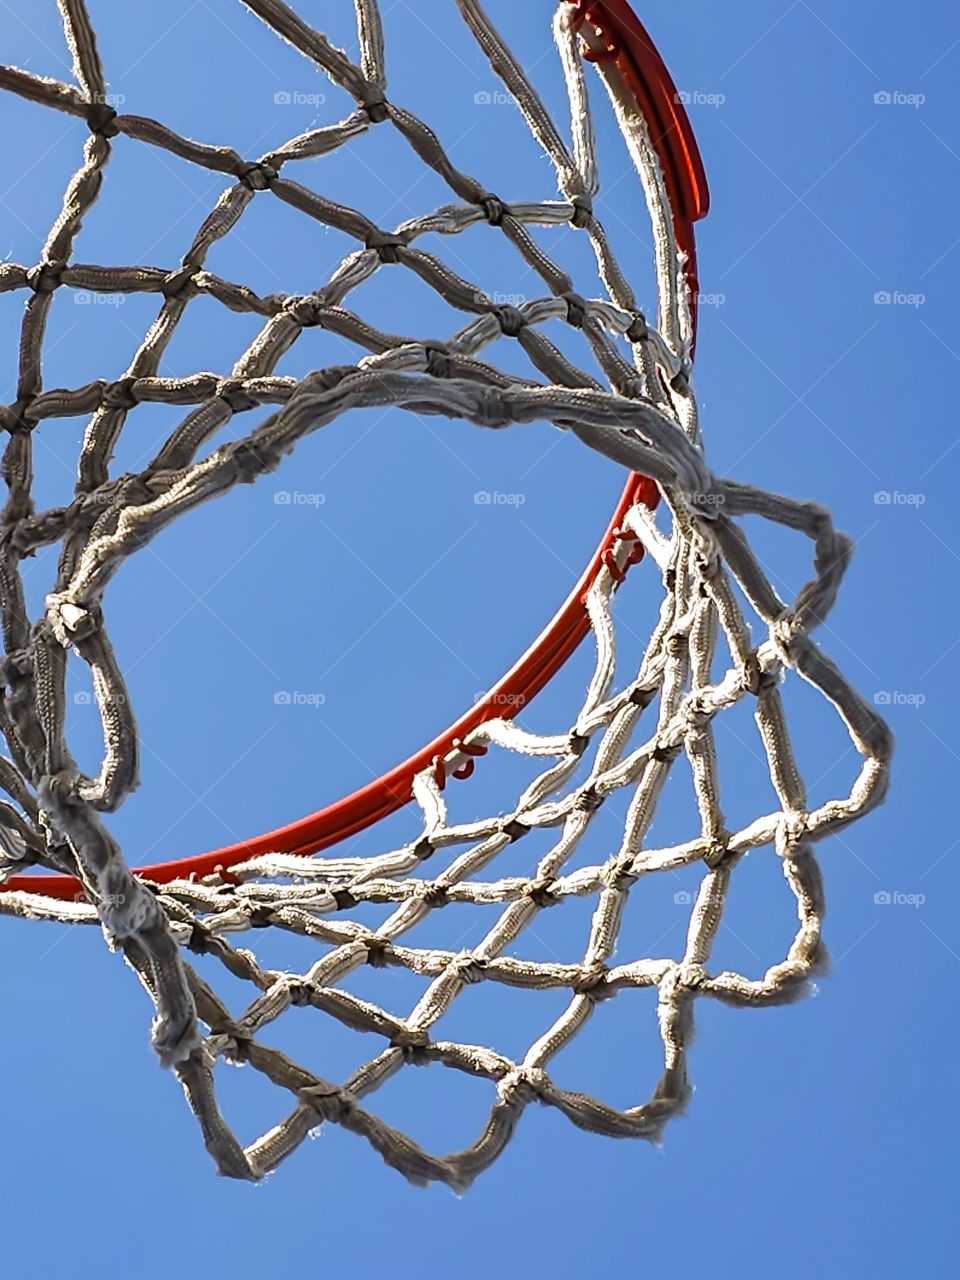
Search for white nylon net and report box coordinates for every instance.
[0,0,891,1185]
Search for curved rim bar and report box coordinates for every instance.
[7,2,709,900]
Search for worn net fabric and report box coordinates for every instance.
[0,0,891,1186]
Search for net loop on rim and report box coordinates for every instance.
[0,0,891,1186]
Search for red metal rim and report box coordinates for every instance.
[6,2,709,900]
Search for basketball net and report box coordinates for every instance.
[0,0,891,1184]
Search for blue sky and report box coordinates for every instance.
[0,2,955,1276]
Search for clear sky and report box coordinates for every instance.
[0,2,955,1277]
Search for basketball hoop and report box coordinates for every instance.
[0,0,891,1185]
[2,0,708,900]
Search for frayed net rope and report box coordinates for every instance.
[0,0,890,1185]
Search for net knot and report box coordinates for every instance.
[217,379,258,414]
[772,612,800,665]
[652,739,682,764]
[187,921,212,954]
[237,161,278,191]
[390,1026,430,1055]
[740,653,778,697]
[214,1021,253,1064]
[283,977,314,1007]
[775,812,809,857]
[300,1082,355,1124]
[703,831,733,869]
[497,1066,545,1107]
[365,230,405,263]
[450,952,486,984]
[527,875,558,908]
[618,373,645,398]
[502,818,529,842]
[45,593,102,644]
[0,396,38,433]
[494,305,526,338]
[604,860,636,891]
[562,291,588,329]
[570,194,593,228]
[629,684,656,708]
[37,767,82,808]
[573,963,610,997]
[245,904,275,929]
[101,377,140,410]
[626,312,649,342]
[26,261,66,294]
[362,94,389,124]
[161,266,196,300]
[86,101,119,137]
[681,695,711,735]
[423,343,454,379]
[574,784,604,813]
[412,835,434,862]
[478,193,509,226]
[365,939,389,967]
[397,1040,430,1067]
[282,294,324,327]
[675,962,708,992]
[420,883,449,909]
